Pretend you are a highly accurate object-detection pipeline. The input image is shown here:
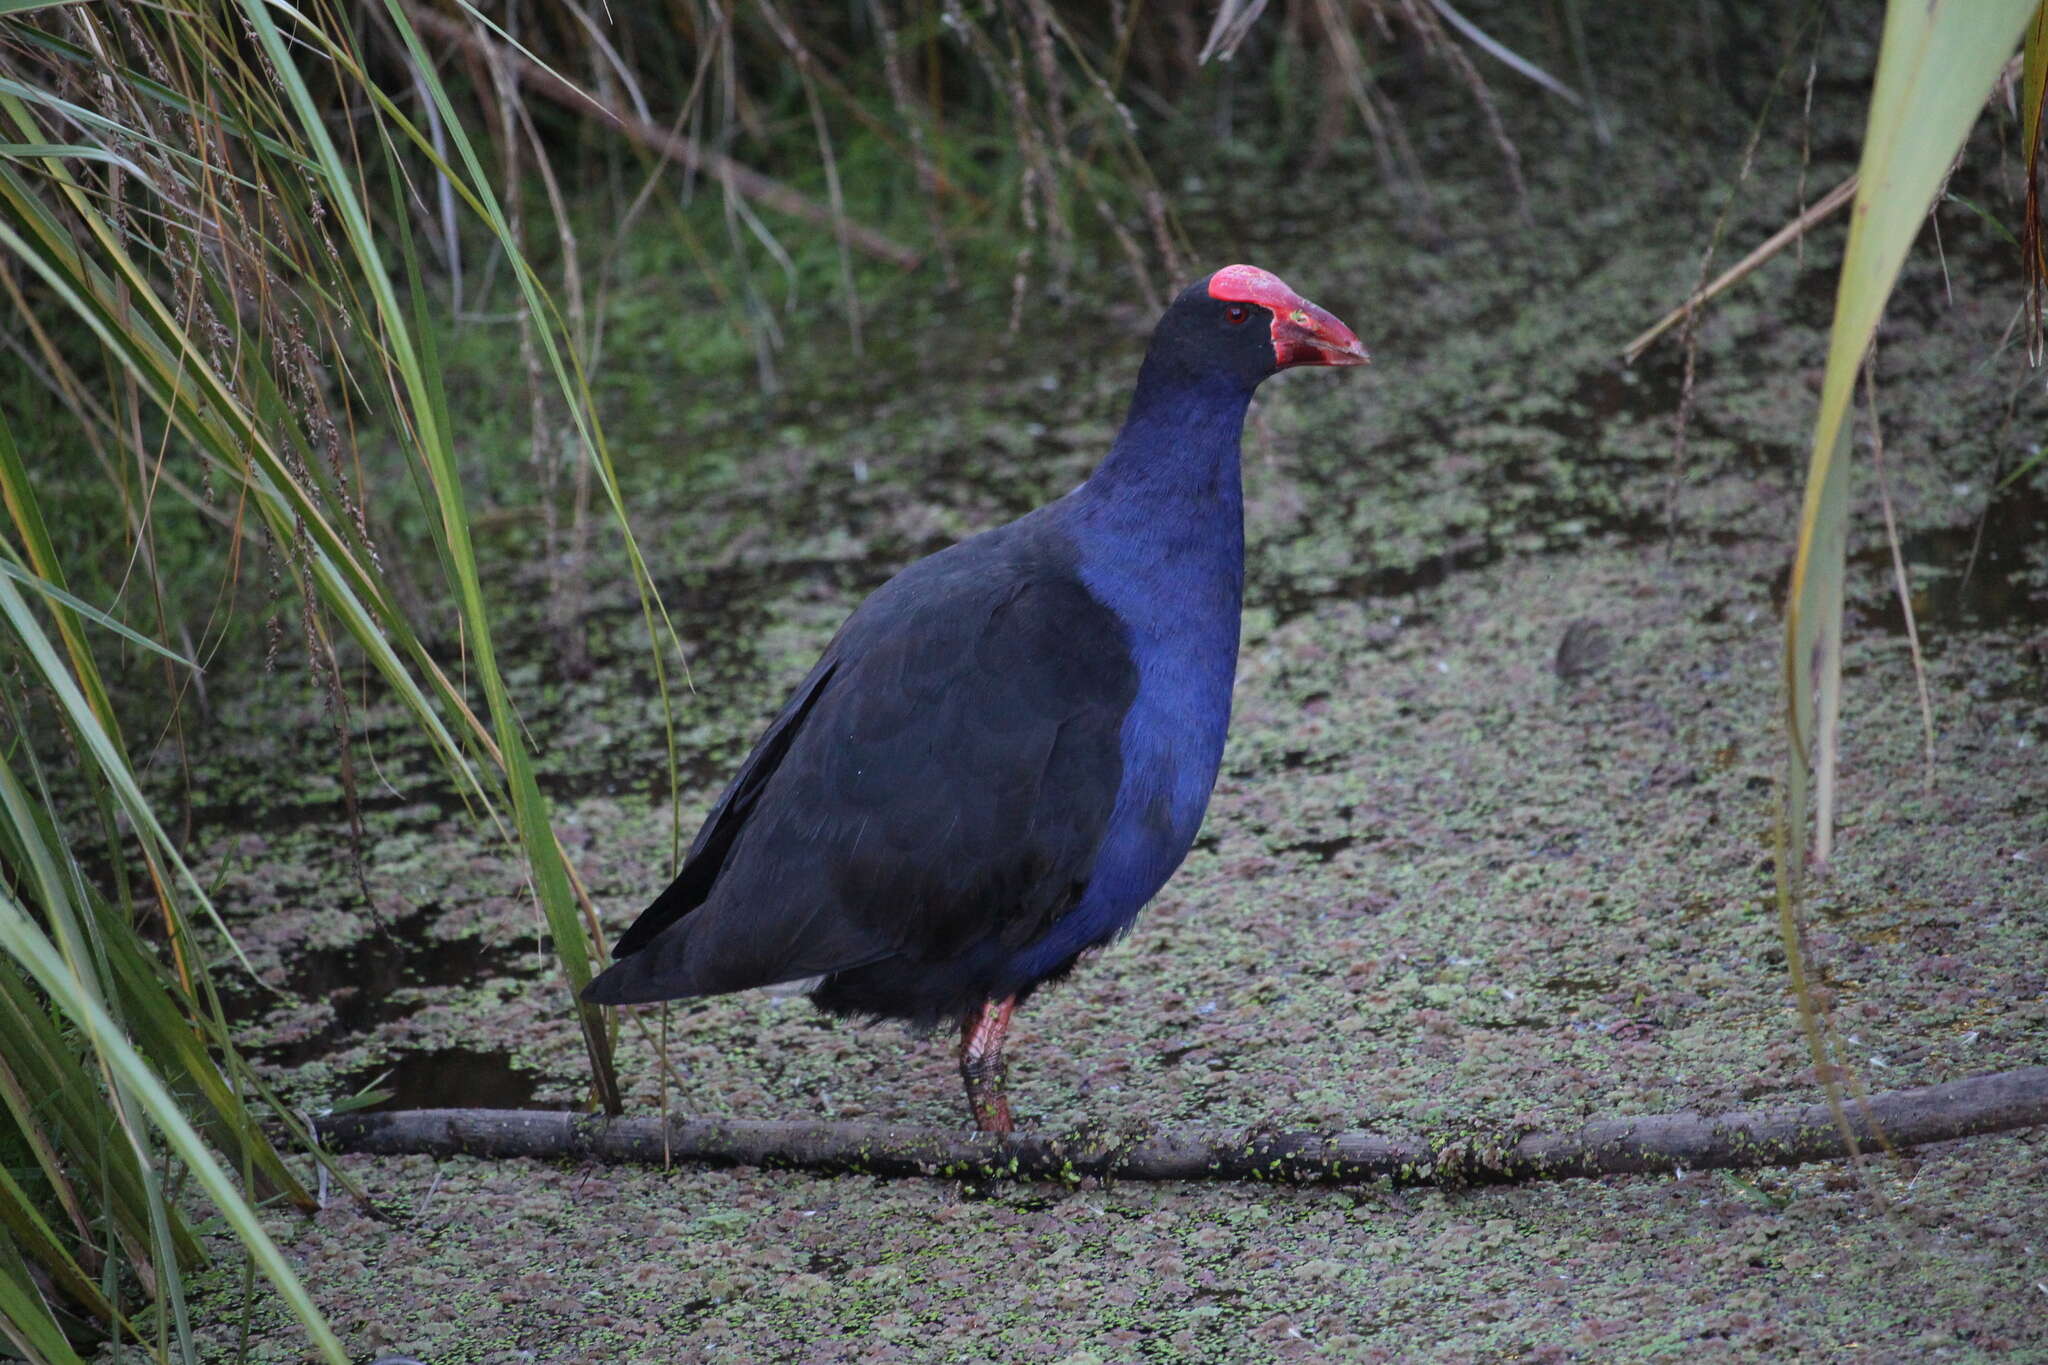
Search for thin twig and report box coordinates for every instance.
[1621,173,1859,364]
[405,7,921,269]
[1426,0,1584,109]
[1862,364,1938,790]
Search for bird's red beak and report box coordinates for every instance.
[1209,263,1370,370]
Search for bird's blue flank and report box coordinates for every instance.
[1003,376,1253,986]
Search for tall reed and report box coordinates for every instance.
[0,1,671,1353]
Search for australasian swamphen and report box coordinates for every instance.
[585,266,1368,1132]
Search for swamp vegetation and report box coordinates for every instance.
[0,1,2045,1360]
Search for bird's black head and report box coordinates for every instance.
[1142,264,1369,393]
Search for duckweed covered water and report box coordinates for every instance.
[173,14,2047,1361]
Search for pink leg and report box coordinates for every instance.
[959,996,1017,1134]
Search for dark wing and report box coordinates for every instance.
[605,656,839,961]
[584,534,1135,1006]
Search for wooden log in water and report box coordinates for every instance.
[320,1066,2048,1187]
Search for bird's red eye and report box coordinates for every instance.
[1224,303,1251,325]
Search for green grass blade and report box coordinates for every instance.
[0,540,256,981]
[0,971,156,1269]
[0,1238,91,1365]
[0,1156,117,1327]
[2022,3,2047,361]
[0,891,347,1365]
[2024,5,2046,192]
[1782,0,2036,873]
[0,559,196,669]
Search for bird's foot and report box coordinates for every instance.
[960,996,1018,1135]
[967,1085,1014,1135]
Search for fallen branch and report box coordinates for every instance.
[1621,173,1858,365]
[321,1065,2047,1187]
[408,8,922,270]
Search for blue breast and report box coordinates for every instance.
[998,392,1248,988]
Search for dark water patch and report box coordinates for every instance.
[1499,354,1744,467]
[1273,835,1356,864]
[225,906,527,1067]
[1857,479,2048,638]
[194,761,732,846]
[488,561,789,701]
[537,756,732,807]
[291,906,520,1004]
[958,1185,1057,1208]
[1572,360,1687,427]
[1469,1013,1569,1033]
[1540,974,1615,997]
[188,781,469,843]
[1151,1044,1242,1077]
[339,1046,545,1111]
[1765,476,2048,638]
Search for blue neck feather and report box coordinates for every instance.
[1081,358,1256,522]
[1003,363,1254,986]
[1063,359,1251,642]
